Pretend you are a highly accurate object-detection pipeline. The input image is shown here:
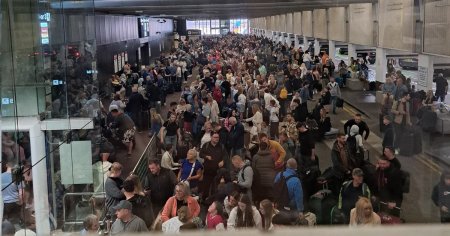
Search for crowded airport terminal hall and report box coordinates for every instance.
[2,0,450,235]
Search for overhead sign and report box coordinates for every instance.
[187,29,201,36]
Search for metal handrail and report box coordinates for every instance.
[130,134,157,181]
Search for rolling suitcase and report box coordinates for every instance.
[308,188,337,225]
[399,128,415,156]
[379,114,386,132]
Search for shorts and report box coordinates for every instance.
[122,128,136,143]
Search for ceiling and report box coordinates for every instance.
[53,0,377,19]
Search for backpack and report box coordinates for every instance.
[346,134,358,155]
[279,87,288,99]
[400,170,410,193]
[273,172,298,210]
[238,164,256,193]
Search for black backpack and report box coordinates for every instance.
[346,134,358,155]
[401,170,410,193]
[273,172,298,210]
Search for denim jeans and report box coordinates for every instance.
[330,96,337,113]
[164,135,178,153]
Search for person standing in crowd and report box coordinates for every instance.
[162,206,191,233]
[199,132,227,202]
[273,158,304,214]
[1,160,24,225]
[391,92,412,149]
[432,171,450,223]
[144,158,177,217]
[349,197,381,226]
[125,86,146,132]
[227,194,262,230]
[373,156,403,217]
[160,144,181,171]
[344,114,370,141]
[161,182,200,222]
[338,168,371,223]
[266,99,280,139]
[331,133,353,177]
[251,142,276,203]
[122,179,154,228]
[110,200,148,234]
[296,122,317,172]
[160,113,181,155]
[259,133,286,171]
[228,117,245,157]
[178,149,203,194]
[383,146,402,170]
[394,78,408,101]
[246,104,263,132]
[327,77,341,114]
[105,162,125,216]
[433,73,448,103]
[110,105,136,156]
[149,108,164,137]
[80,214,100,235]
[232,155,254,200]
[298,82,310,122]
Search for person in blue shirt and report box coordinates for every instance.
[274,158,304,215]
[178,149,204,194]
[1,160,24,225]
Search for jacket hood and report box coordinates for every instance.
[350,125,359,136]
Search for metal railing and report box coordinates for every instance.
[62,192,105,231]
[131,134,158,181]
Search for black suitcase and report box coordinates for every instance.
[413,128,422,154]
[174,81,182,92]
[399,129,415,156]
[308,189,337,225]
[369,81,376,91]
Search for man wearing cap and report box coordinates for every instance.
[338,168,371,223]
[110,200,149,234]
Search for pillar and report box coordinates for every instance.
[30,123,51,235]
[375,47,387,83]
[0,119,3,233]
[329,40,336,63]
[314,39,320,56]
[303,36,308,50]
[348,43,357,64]
[417,54,434,91]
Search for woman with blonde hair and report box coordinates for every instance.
[149,108,164,137]
[162,206,191,233]
[245,103,263,132]
[349,197,381,226]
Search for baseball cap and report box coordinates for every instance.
[112,200,132,211]
[109,104,119,112]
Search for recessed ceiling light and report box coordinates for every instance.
[135,10,143,13]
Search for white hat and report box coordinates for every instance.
[15,229,37,236]
[109,104,119,112]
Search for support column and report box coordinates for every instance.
[0,119,3,232]
[329,40,336,63]
[417,54,434,91]
[303,36,308,50]
[375,47,387,82]
[314,39,320,56]
[30,123,51,235]
[348,43,357,64]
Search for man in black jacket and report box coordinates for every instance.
[123,179,154,228]
[344,114,370,140]
[228,117,245,157]
[144,158,177,218]
[382,115,395,151]
[373,156,403,216]
[125,86,146,132]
